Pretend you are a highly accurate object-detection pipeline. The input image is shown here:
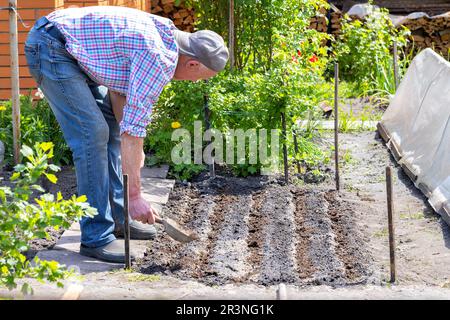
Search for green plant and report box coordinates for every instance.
[341,149,355,166]
[373,228,389,238]
[0,142,96,294]
[0,93,71,166]
[294,135,329,169]
[146,1,334,179]
[169,163,206,181]
[126,274,161,282]
[333,4,410,97]
[399,212,424,220]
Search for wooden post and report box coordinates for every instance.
[393,41,399,91]
[292,129,301,174]
[203,86,215,178]
[281,112,288,184]
[123,174,131,269]
[9,1,20,164]
[386,166,396,283]
[228,0,235,71]
[334,62,340,191]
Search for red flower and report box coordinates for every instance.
[291,54,298,64]
[309,55,319,63]
[297,49,302,57]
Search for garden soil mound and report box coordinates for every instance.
[137,176,374,286]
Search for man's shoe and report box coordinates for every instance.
[114,219,157,240]
[79,240,135,263]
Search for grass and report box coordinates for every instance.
[341,149,355,166]
[399,211,424,220]
[344,183,361,193]
[374,228,389,238]
[108,268,134,274]
[108,269,161,282]
[127,274,161,282]
[338,104,382,133]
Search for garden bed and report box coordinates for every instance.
[136,175,374,286]
[135,131,450,288]
[3,131,448,289]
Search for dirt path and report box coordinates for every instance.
[320,131,450,287]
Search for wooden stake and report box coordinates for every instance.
[228,0,235,71]
[386,166,396,283]
[292,129,301,174]
[9,1,20,164]
[276,283,287,300]
[393,41,399,91]
[123,174,131,269]
[203,86,215,178]
[281,112,288,184]
[334,62,340,191]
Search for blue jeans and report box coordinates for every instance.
[25,20,125,248]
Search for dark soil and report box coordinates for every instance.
[136,175,374,286]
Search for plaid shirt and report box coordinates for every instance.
[47,6,178,137]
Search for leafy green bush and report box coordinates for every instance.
[193,0,329,72]
[0,94,72,166]
[145,0,332,178]
[333,5,410,96]
[0,142,96,294]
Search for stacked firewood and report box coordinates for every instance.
[309,7,329,33]
[398,12,450,56]
[309,7,450,56]
[150,0,196,32]
[308,9,343,35]
[330,11,344,35]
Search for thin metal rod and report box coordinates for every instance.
[9,1,20,164]
[228,0,235,71]
[386,166,396,283]
[281,112,288,184]
[204,86,215,178]
[123,174,131,269]
[334,62,340,191]
[393,41,399,91]
[292,129,301,174]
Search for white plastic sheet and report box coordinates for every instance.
[379,48,450,225]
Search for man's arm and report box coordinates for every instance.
[110,91,125,124]
[109,91,157,224]
[120,133,144,198]
[111,50,173,223]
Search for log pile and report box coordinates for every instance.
[309,7,450,57]
[309,7,329,33]
[308,9,343,35]
[150,0,196,32]
[396,12,450,56]
[330,11,344,35]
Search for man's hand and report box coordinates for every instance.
[129,195,159,224]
